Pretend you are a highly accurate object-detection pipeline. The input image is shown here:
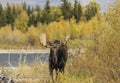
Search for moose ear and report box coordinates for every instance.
[47,41,53,46]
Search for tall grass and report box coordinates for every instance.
[0,0,120,83]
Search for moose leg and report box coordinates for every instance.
[59,67,65,74]
[55,68,59,80]
[49,68,54,83]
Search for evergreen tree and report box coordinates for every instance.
[31,7,34,13]
[6,3,14,25]
[61,0,73,20]
[33,15,37,27]
[36,12,41,23]
[41,0,51,24]
[35,5,41,12]
[35,5,41,25]
[28,14,38,27]
[73,0,82,23]
[28,14,34,26]
[0,3,4,27]
[22,2,27,11]
[27,5,31,16]
[12,5,17,30]
[13,6,16,18]
[44,0,50,12]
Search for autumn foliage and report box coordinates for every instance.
[0,0,120,83]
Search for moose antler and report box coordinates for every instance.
[64,35,70,45]
[40,33,53,48]
[40,33,47,46]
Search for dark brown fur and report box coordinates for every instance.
[48,40,68,82]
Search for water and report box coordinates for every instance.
[0,53,49,67]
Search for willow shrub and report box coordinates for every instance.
[0,14,99,49]
[68,1,120,82]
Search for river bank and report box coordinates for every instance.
[0,49,50,53]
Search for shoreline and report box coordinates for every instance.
[0,49,50,53]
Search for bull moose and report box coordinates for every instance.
[40,33,70,82]
[48,40,68,81]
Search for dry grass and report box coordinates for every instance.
[1,50,119,83]
[0,1,120,83]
